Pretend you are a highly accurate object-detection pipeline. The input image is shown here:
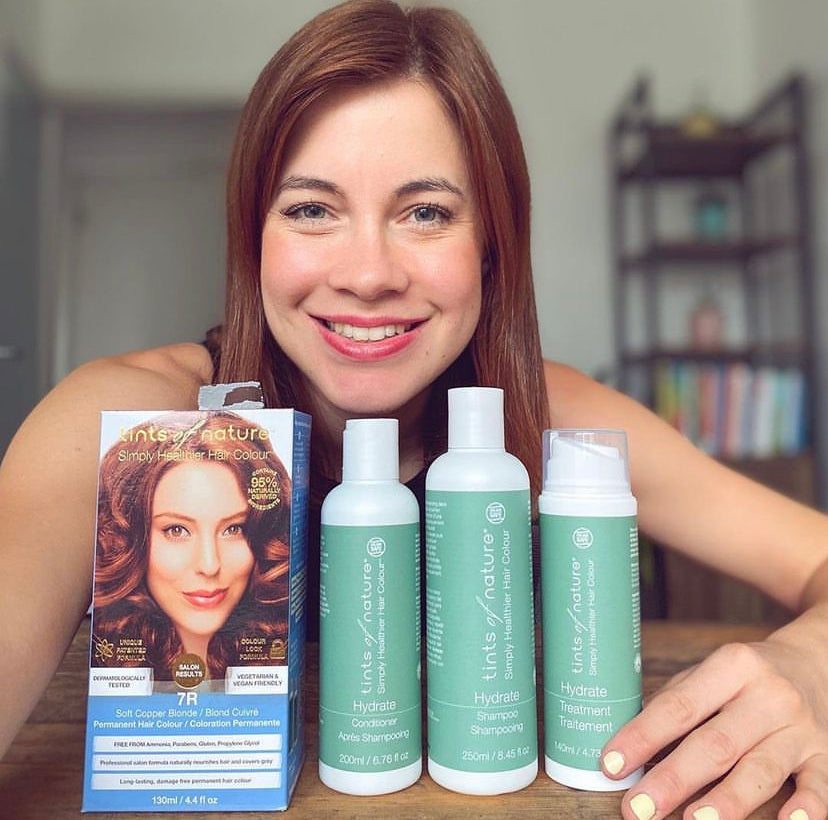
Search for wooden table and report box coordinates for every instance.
[1,620,790,819]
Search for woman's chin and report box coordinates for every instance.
[321,382,431,421]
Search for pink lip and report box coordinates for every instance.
[315,316,424,362]
[183,589,228,608]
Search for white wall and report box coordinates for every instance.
[0,41,40,453]
[449,1,754,372]
[748,0,828,307]
[4,0,763,379]
[0,0,38,67]
[54,110,237,377]
[749,0,828,499]
[20,0,335,106]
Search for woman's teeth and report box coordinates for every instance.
[327,322,408,341]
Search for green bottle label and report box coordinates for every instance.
[425,489,537,772]
[540,513,642,771]
[319,523,421,773]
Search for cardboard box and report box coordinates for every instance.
[82,408,309,812]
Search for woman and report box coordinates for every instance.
[1,2,826,819]
[92,411,291,681]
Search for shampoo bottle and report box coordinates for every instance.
[539,429,643,790]
[319,418,421,795]
[425,387,538,794]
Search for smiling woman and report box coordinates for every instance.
[261,81,483,423]
[211,0,548,487]
[146,461,254,662]
[91,411,291,681]
[3,2,828,818]
[202,0,548,644]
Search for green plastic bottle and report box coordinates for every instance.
[425,387,538,794]
[319,418,421,795]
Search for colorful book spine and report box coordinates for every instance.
[652,362,806,459]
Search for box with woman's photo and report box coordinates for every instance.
[82,407,310,812]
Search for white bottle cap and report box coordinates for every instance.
[543,429,630,494]
[448,387,505,449]
[342,418,399,481]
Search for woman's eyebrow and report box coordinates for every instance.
[276,175,342,196]
[395,177,465,198]
[153,509,247,524]
[153,511,197,523]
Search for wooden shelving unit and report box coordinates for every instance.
[609,74,821,623]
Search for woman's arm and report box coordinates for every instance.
[0,343,211,756]
[545,361,828,819]
[544,360,828,609]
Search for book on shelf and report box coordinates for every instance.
[653,360,807,459]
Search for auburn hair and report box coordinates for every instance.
[213,0,548,491]
[91,411,291,680]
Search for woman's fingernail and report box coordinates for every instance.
[790,811,810,820]
[693,808,720,820]
[630,792,656,820]
[603,749,625,775]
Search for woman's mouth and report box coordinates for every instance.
[324,320,411,341]
[183,589,229,608]
[316,317,423,361]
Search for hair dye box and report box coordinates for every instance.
[82,408,310,812]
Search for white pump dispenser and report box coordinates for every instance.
[540,429,643,790]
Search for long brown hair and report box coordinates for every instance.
[213,0,548,490]
[92,411,291,679]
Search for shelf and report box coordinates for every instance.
[662,451,814,622]
[722,452,815,503]
[611,75,820,621]
[620,236,800,270]
[621,346,808,368]
[662,450,814,622]
[618,125,797,180]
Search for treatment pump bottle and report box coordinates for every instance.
[318,418,422,795]
[539,429,643,790]
[425,387,538,794]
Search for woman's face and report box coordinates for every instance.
[261,80,484,424]
[147,462,254,655]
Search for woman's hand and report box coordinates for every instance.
[602,604,828,820]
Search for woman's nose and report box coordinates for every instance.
[328,222,409,301]
[195,536,221,577]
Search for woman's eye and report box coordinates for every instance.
[283,202,327,221]
[162,524,190,540]
[410,204,450,225]
[223,523,245,537]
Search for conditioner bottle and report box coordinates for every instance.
[319,418,421,794]
[540,429,643,790]
[426,387,538,794]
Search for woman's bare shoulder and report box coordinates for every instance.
[2,343,213,475]
[60,342,213,410]
[542,359,624,425]
[542,359,592,392]
[86,342,213,399]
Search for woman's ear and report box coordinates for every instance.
[481,254,493,280]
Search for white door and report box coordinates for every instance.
[54,108,238,379]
